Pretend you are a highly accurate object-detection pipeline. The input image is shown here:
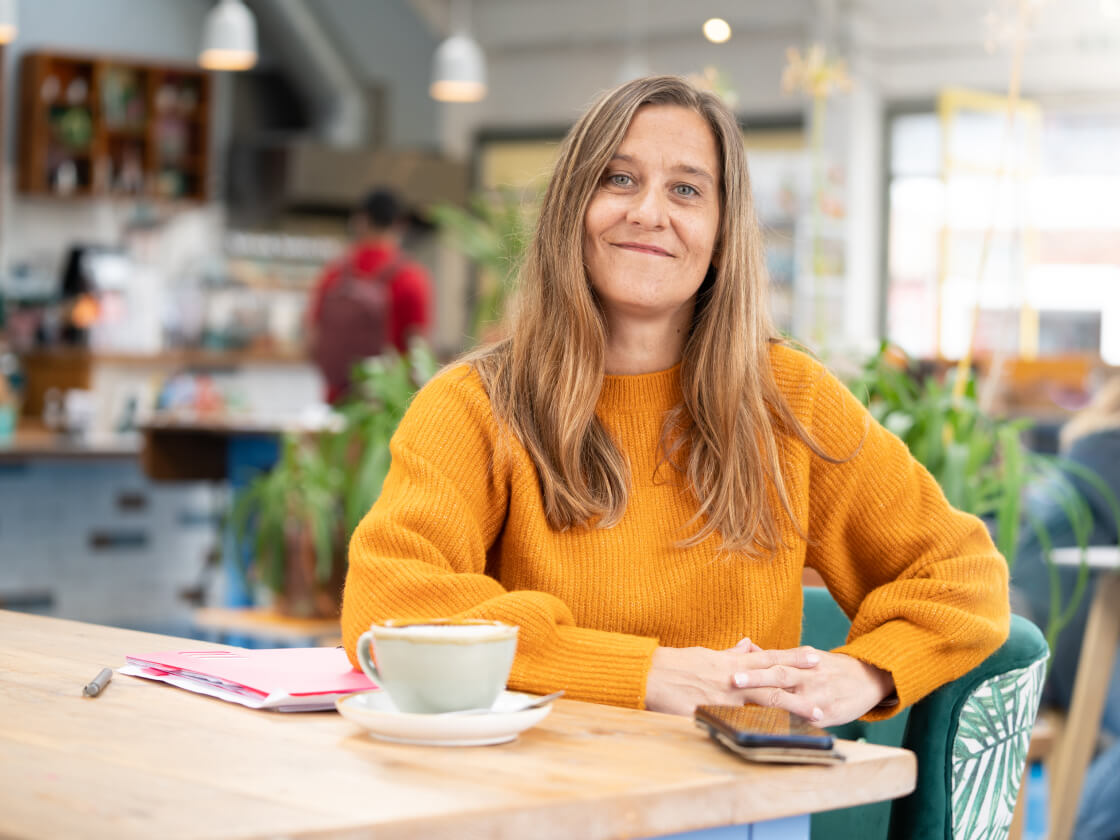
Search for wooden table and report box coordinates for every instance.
[1047,546,1120,840]
[0,611,917,840]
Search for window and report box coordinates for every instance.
[886,97,1120,364]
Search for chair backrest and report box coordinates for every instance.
[802,586,1049,840]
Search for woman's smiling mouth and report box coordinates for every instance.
[613,242,674,257]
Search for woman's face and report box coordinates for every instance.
[583,104,721,330]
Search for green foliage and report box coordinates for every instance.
[230,434,344,593]
[428,189,534,341]
[847,344,1034,565]
[230,340,438,597]
[848,342,1120,653]
[333,341,440,536]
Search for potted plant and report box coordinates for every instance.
[231,341,439,618]
[428,188,534,343]
[847,342,1120,651]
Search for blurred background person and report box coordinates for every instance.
[307,187,432,403]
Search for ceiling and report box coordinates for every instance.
[409,0,1120,62]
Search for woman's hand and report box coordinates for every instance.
[643,638,823,718]
[739,647,896,727]
[643,640,895,726]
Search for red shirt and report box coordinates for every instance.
[308,241,432,401]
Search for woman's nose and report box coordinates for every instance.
[626,186,667,228]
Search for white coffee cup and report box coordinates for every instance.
[355,619,518,714]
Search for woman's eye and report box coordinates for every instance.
[607,173,633,187]
[674,184,699,197]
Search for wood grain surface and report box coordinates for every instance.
[0,610,916,840]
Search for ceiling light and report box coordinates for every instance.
[430,33,487,102]
[703,18,732,44]
[431,0,486,102]
[0,0,18,44]
[199,0,258,72]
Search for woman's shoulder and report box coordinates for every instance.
[393,361,506,461]
[767,341,829,391]
[410,362,493,416]
[765,341,867,440]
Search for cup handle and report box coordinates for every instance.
[355,631,382,684]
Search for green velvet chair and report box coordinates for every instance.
[801,587,1048,840]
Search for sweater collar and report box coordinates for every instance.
[597,364,683,416]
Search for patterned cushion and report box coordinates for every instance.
[951,658,1048,839]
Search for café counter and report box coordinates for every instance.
[0,610,916,840]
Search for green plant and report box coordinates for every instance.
[230,340,438,614]
[230,432,344,600]
[428,189,534,341]
[847,342,1120,653]
[331,341,440,536]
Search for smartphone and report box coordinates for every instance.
[695,704,835,750]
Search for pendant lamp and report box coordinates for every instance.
[199,0,258,71]
[0,0,18,44]
[430,0,486,102]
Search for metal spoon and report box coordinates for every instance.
[438,690,565,716]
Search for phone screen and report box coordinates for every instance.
[694,704,834,750]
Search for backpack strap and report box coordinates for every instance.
[337,253,404,291]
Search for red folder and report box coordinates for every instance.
[122,647,376,711]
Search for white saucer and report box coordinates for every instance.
[335,689,555,746]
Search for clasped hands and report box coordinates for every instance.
[643,638,895,726]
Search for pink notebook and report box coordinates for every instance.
[122,647,377,711]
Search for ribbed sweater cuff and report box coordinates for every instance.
[511,626,661,709]
[833,617,1003,722]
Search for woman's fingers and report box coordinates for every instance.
[732,637,765,653]
[741,686,823,722]
[729,645,821,687]
[732,663,801,689]
[724,645,826,720]
[731,650,895,727]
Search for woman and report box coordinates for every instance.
[341,76,1009,725]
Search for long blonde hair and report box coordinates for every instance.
[467,75,829,555]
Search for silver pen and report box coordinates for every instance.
[83,667,113,697]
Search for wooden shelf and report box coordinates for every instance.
[17,347,310,421]
[22,346,310,368]
[18,51,212,201]
[192,607,341,647]
[103,124,147,138]
[0,423,140,461]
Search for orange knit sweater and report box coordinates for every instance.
[341,345,1010,718]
